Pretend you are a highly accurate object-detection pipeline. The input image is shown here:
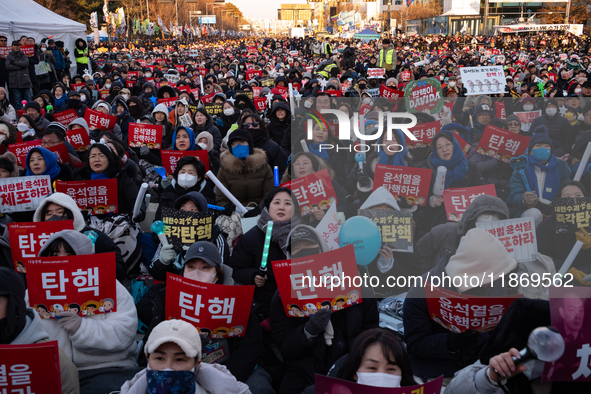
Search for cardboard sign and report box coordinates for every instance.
[8,140,42,167]
[204,103,223,116]
[405,120,441,149]
[8,220,74,273]
[55,179,118,215]
[290,169,338,216]
[443,184,497,222]
[0,176,51,213]
[404,78,444,115]
[314,204,340,251]
[128,123,163,149]
[475,124,530,161]
[379,84,404,99]
[426,283,523,333]
[161,150,210,175]
[27,253,117,318]
[272,245,363,317]
[358,209,413,253]
[0,342,62,394]
[157,97,178,108]
[315,375,443,394]
[367,68,385,78]
[65,129,91,152]
[553,197,591,234]
[53,109,79,126]
[476,218,537,262]
[245,69,262,80]
[542,286,591,382]
[514,110,541,132]
[161,208,214,253]
[373,165,432,206]
[84,108,116,130]
[165,273,254,339]
[459,66,506,95]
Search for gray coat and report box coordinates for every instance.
[5,50,31,89]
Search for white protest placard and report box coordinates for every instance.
[514,110,541,132]
[314,203,340,251]
[367,68,385,79]
[163,73,180,84]
[0,176,52,213]
[459,66,506,96]
[476,217,537,262]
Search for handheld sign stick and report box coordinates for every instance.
[300,139,309,153]
[274,166,280,187]
[433,166,447,196]
[207,204,226,211]
[133,183,149,219]
[510,156,532,192]
[557,240,584,277]
[259,221,274,278]
[151,221,168,246]
[206,170,248,215]
[144,193,151,209]
[574,142,591,182]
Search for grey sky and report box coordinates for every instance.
[227,0,308,20]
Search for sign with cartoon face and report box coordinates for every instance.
[55,179,118,215]
[165,273,254,339]
[272,245,363,317]
[128,123,164,149]
[26,253,118,318]
[404,78,444,114]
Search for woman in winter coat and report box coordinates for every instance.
[31,230,140,394]
[138,242,260,388]
[267,101,291,147]
[0,267,79,394]
[196,131,221,175]
[219,101,241,138]
[0,87,16,123]
[129,114,163,167]
[24,146,72,181]
[238,112,288,175]
[416,130,484,232]
[120,319,250,394]
[52,83,68,108]
[193,108,222,153]
[111,95,135,140]
[156,155,216,221]
[227,187,301,319]
[74,143,140,216]
[152,103,174,149]
[33,192,127,280]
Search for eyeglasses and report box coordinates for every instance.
[507,122,520,127]
[41,139,59,147]
[243,122,259,128]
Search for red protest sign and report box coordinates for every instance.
[514,110,541,133]
[8,220,74,273]
[316,375,443,394]
[324,89,341,97]
[426,283,522,333]
[443,184,497,221]
[252,86,262,97]
[0,176,52,213]
[71,82,85,92]
[475,125,530,161]
[245,69,262,80]
[128,71,139,78]
[253,97,267,112]
[174,64,185,73]
[495,101,506,120]
[125,80,135,88]
[128,123,163,149]
[359,104,371,117]
[290,169,337,216]
[27,253,118,318]
[21,44,35,57]
[177,85,190,93]
[400,71,412,81]
[198,67,207,76]
[165,272,254,339]
[276,86,288,99]
[379,84,404,99]
[157,97,178,108]
[155,58,166,66]
[405,120,441,149]
[84,108,116,130]
[0,46,10,58]
[367,68,385,79]
[0,341,62,394]
[55,179,118,215]
[100,90,110,100]
[65,129,91,152]
[53,109,79,127]
[272,245,363,317]
[46,142,71,164]
[455,133,472,154]
[8,140,41,167]
[161,150,210,175]
[373,165,432,206]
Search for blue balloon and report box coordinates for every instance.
[339,216,382,266]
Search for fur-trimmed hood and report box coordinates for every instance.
[220,148,268,175]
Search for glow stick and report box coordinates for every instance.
[558,240,584,277]
[300,139,309,152]
[260,221,273,273]
[151,221,169,246]
[132,183,148,219]
[206,170,248,215]
[574,142,591,182]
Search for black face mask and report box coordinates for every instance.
[358,84,366,90]
[292,246,321,259]
[237,102,247,110]
[46,214,69,222]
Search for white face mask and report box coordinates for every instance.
[40,46,47,51]
[178,173,198,189]
[356,372,401,388]
[197,142,208,150]
[17,123,29,132]
[575,88,582,94]
[80,94,86,102]
[218,74,224,79]
[476,213,501,223]
[145,72,152,78]
[223,108,234,116]
[104,84,111,89]
[122,94,129,101]
[448,81,456,87]
[523,105,534,111]
[363,98,373,105]
[304,100,312,108]
[185,269,216,284]
[546,107,557,116]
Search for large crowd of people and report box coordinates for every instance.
[1,30,591,394]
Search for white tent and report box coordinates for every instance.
[0,0,87,76]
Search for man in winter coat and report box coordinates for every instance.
[5,40,32,108]
[74,38,89,76]
[24,100,50,132]
[0,267,79,394]
[529,99,571,157]
[47,39,65,79]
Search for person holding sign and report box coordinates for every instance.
[506,132,571,227]
[151,103,174,149]
[32,230,140,394]
[193,108,222,154]
[122,319,250,394]
[140,242,264,389]
[196,131,220,175]
[91,100,123,140]
[538,181,591,285]
[404,228,519,378]
[112,96,135,140]
[168,98,192,128]
[25,147,72,181]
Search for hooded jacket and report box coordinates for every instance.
[90,100,123,140]
[111,95,135,139]
[267,101,291,146]
[529,104,571,157]
[192,111,222,153]
[33,192,127,280]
